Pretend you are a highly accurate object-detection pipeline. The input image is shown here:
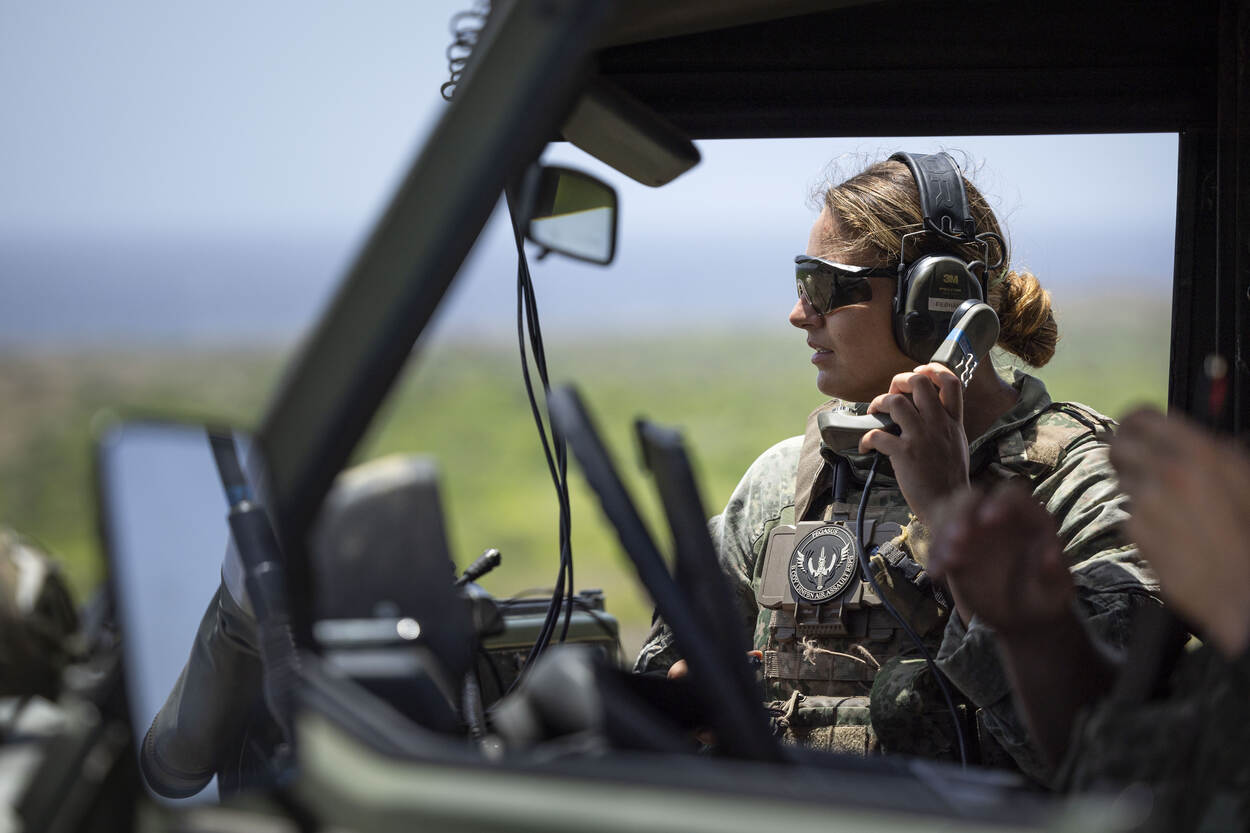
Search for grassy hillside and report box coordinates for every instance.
[0,293,1169,655]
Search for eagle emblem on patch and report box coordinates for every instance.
[788,524,858,603]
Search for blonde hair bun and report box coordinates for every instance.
[989,270,1057,367]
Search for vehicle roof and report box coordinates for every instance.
[597,0,1218,137]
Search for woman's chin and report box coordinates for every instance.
[814,370,845,400]
[815,371,875,404]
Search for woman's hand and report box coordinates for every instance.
[861,363,971,524]
[928,482,1075,631]
[1111,407,1250,659]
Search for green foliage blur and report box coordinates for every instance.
[0,293,1168,656]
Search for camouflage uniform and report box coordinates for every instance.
[1061,639,1250,831]
[635,370,1158,781]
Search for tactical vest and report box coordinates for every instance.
[755,394,1114,760]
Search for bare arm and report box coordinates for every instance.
[929,484,1118,769]
[1111,408,1250,659]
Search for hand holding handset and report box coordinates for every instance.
[818,300,1001,453]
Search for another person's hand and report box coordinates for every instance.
[667,658,688,680]
[928,482,1075,631]
[1110,407,1250,659]
[929,482,1113,769]
[862,363,971,524]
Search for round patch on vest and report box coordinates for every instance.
[789,524,858,603]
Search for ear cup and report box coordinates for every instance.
[892,254,984,362]
[886,151,991,363]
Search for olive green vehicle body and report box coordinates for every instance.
[14,1,1250,832]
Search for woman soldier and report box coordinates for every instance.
[635,152,1158,783]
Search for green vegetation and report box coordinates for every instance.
[0,293,1169,656]
[0,350,281,595]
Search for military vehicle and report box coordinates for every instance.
[4,1,1247,831]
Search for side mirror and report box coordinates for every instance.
[97,418,478,801]
[96,419,256,802]
[524,165,618,265]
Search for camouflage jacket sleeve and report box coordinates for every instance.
[934,429,1160,783]
[633,437,802,674]
[1061,640,1250,828]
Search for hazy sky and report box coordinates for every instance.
[2,2,452,236]
[1,1,1178,344]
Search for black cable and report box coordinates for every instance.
[855,452,968,768]
[514,257,567,669]
[522,236,576,646]
[519,261,576,642]
[503,190,575,692]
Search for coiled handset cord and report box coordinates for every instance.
[852,453,968,768]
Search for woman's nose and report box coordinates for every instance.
[789,294,821,329]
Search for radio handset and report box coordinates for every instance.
[817,300,1001,454]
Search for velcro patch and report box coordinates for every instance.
[1025,440,1063,468]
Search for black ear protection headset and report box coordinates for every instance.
[887,152,1005,363]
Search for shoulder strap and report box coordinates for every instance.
[979,400,1115,481]
[794,401,837,521]
[1045,401,1117,439]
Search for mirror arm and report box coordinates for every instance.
[507,162,544,235]
[209,430,300,747]
[226,505,300,747]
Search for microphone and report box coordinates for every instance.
[818,301,1001,453]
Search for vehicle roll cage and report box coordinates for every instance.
[251,0,1249,649]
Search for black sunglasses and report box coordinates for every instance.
[794,255,894,314]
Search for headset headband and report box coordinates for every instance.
[889,151,976,243]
